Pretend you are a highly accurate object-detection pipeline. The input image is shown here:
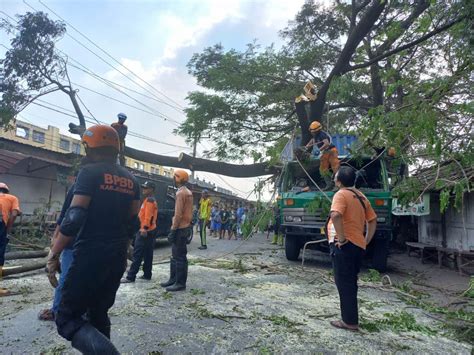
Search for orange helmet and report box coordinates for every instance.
[309,121,322,132]
[0,182,10,192]
[82,125,119,152]
[174,169,189,184]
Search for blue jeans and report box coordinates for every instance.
[52,248,74,313]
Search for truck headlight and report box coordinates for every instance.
[285,216,294,222]
[293,216,302,223]
[377,217,386,223]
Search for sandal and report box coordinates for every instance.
[38,308,55,321]
[330,320,359,332]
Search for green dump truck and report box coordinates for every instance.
[278,155,392,272]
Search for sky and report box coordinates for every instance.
[1,0,305,200]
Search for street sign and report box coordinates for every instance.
[392,193,430,216]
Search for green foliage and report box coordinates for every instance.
[461,277,474,299]
[361,269,382,283]
[360,311,437,335]
[305,196,331,217]
[1,12,67,126]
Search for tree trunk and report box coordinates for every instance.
[2,261,46,277]
[124,146,278,177]
[5,250,48,260]
[309,0,386,125]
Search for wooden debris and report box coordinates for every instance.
[5,250,48,260]
[2,261,46,276]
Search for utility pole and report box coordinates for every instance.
[191,134,197,180]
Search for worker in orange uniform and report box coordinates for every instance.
[111,112,128,166]
[0,183,21,279]
[306,121,340,190]
[160,170,193,292]
[48,125,141,354]
[122,181,159,283]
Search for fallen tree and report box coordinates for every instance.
[2,260,46,277]
[125,146,278,177]
[5,250,48,260]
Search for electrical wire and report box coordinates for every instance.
[2,10,183,127]
[37,0,185,111]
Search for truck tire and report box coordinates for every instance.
[372,237,389,272]
[285,235,301,261]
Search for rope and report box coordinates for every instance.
[294,155,332,203]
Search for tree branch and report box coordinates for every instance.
[347,16,464,72]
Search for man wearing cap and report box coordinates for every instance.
[0,183,21,279]
[122,181,159,283]
[111,113,128,166]
[198,190,212,250]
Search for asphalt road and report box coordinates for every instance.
[0,231,471,354]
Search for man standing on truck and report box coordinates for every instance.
[160,169,193,292]
[198,190,212,250]
[48,125,141,354]
[0,183,20,281]
[122,181,158,283]
[305,121,340,190]
[111,112,128,166]
[327,166,377,332]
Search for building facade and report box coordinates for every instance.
[0,120,174,177]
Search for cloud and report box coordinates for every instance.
[260,0,305,28]
[157,0,243,61]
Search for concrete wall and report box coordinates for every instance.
[418,192,474,251]
[0,159,68,215]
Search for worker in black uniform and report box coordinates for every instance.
[47,124,141,354]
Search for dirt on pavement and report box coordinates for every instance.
[0,232,472,354]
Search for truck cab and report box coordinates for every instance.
[279,156,392,271]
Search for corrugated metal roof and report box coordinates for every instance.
[0,149,72,174]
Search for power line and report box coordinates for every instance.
[67,60,185,114]
[2,12,184,140]
[22,0,185,117]
[38,0,186,111]
[31,100,191,150]
[76,92,100,124]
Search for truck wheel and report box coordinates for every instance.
[372,237,389,272]
[285,235,301,261]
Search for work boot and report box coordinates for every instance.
[277,234,284,246]
[198,245,207,250]
[120,277,134,283]
[139,275,151,281]
[271,234,278,245]
[71,323,120,355]
[166,260,187,292]
[323,174,334,191]
[160,258,176,287]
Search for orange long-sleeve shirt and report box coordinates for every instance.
[139,197,158,232]
[172,186,193,230]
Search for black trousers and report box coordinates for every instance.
[127,230,156,280]
[0,221,8,266]
[331,242,364,326]
[172,228,188,264]
[56,241,127,340]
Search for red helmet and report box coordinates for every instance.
[0,183,10,192]
[82,125,120,152]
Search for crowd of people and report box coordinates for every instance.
[194,191,250,249]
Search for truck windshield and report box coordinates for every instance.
[283,157,384,192]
